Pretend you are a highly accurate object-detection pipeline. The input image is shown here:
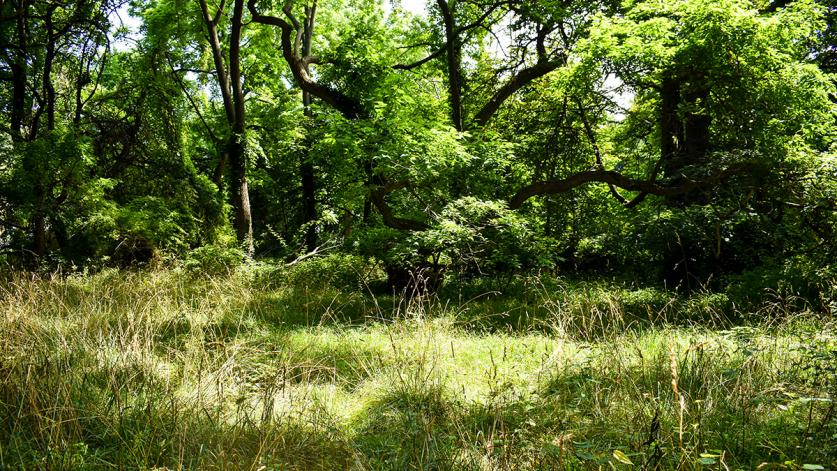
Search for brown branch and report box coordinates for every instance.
[574,97,631,205]
[508,164,757,210]
[247,0,366,119]
[473,59,563,126]
[393,0,505,71]
[165,53,220,144]
[393,46,446,70]
[198,0,235,123]
[369,180,430,231]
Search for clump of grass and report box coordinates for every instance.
[0,266,834,469]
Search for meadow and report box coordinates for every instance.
[0,262,834,470]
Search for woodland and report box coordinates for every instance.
[0,0,836,468]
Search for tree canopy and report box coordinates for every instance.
[1,0,834,291]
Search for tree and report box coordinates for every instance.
[0,0,115,260]
[195,0,253,255]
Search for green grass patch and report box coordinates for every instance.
[0,268,834,469]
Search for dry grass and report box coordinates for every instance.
[0,267,834,469]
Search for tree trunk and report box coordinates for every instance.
[32,209,46,259]
[437,0,463,131]
[301,91,317,252]
[44,8,56,132]
[683,75,711,165]
[199,0,254,255]
[660,73,684,178]
[10,0,27,141]
[230,0,253,256]
[228,133,253,255]
[300,3,318,252]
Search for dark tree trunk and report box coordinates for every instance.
[658,69,712,209]
[32,209,46,259]
[301,91,317,252]
[230,0,253,256]
[199,0,253,255]
[30,8,58,259]
[660,73,684,178]
[228,133,253,255]
[437,0,463,131]
[10,0,28,140]
[43,8,56,132]
[683,77,711,165]
[300,3,318,253]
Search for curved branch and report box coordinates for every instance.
[369,180,430,231]
[247,0,366,120]
[574,97,633,205]
[165,53,220,144]
[393,46,446,70]
[473,59,563,126]
[198,0,235,123]
[508,164,757,210]
[393,1,505,71]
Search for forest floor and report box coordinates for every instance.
[0,266,835,470]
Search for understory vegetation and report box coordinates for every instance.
[1,264,834,470]
[2,0,837,467]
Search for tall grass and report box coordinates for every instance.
[0,267,834,469]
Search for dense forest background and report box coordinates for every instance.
[2,1,837,468]
[1,0,836,299]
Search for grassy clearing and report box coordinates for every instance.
[0,268,835,470]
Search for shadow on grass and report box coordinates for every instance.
[0,350,355,470]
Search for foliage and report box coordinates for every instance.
[183,244,245,275]
[1,0,834,286]
[394,197,552,278]
[0,269,834,469]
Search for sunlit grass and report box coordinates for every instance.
[0,267,834,469]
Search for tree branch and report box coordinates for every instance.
[508,164,758,210]
[247,0,366,119]
[165,53,220,144]
[473,58,563,126]
[393,46,446,70]
[369,180,430,231]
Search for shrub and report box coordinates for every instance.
[393,198,552,280]
[283,253,385,290]
[183,245,244,276]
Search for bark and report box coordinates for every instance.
[44,8,56,132]
[437,0,463,131]
[198,0,235,124]
[473,60,563,127]
[508,164,755,210]
[10,0,27,140]
[683,78,711,164]
[30,6,58,257]
[230,0,253,255]
[660,73,684,178]
[660,69,712,193]
[32,210,46,258]
[247,0,365,120]
[198,0,253,255]
[369,181,429,231]
[229,134,253,255]
[301,2,318,252]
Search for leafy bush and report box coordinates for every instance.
[183,245,244,276]
[393,198,552,279]
[724,256,837,313]
[283,253,385,290]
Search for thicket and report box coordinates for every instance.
[0,0,834,302]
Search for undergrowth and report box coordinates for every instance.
[0,265,834,470]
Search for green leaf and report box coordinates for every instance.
[612,449,634,465]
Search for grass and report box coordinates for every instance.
[0,266,835,470]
